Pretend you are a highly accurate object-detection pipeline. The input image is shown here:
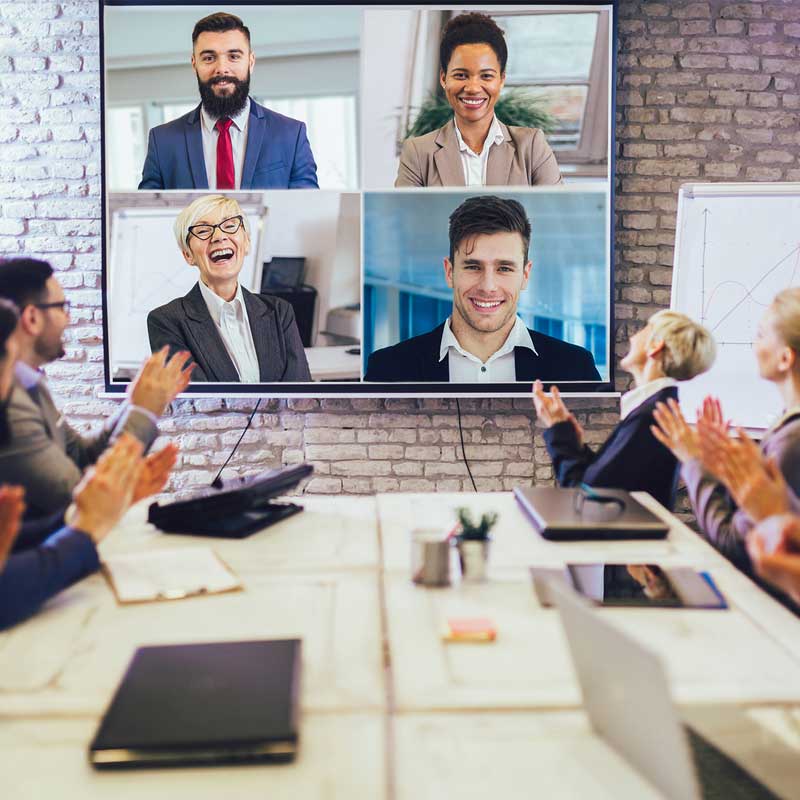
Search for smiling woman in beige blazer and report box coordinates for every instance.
[396,13,562,188]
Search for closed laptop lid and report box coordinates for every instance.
[549,580,700,800]
[90,639,301,760]
[514,486,670,538]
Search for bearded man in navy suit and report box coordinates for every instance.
[138,12,318,191]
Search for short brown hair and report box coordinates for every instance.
[448,196,531,264]
[192,12,250,46]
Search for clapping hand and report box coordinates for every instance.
[132,442,179,504]
[698,395,729,437]
[748,515,800,605]
[699,424,791,523]
[0,485,25,570]
[128,347,195,417]
[651,398,700,463]
[68,434,144,544]
[532,380,584,446]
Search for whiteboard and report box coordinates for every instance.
[108,206,265,376]
[672,183,800,430]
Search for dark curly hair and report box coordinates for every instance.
[448,196,531,264]
[440,13,508,74]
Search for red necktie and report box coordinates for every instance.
[215,117,235,190]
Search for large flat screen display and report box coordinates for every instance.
[101,1,616,395]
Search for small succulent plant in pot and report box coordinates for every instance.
[455,507,499,582]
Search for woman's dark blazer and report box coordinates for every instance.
[543,386,680,510]
[147,283,311,382]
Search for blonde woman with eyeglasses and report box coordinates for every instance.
[147,194,310,383]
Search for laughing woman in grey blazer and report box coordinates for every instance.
[147,195,311,383]
[396,13,562,188]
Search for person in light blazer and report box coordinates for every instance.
[147,195,311,383]
[396,13,562,188]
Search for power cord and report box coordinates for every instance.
[455,398,478,492]
[210,399,262,488]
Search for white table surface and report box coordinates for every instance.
[3,713,386,800]
[4,493,800,798]
[304,345,361,381]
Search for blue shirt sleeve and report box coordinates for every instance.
[0,526,100,630]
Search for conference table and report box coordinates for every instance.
[2,492,800,798]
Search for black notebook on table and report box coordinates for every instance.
[514,485,670,540]
[89,639,301,769]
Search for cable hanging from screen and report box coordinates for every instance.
[210,399,262,488]
[455,398,478,493]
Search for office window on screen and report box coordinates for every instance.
[484,9,610,176]
[106,106,147,192]
[260,96,358,190]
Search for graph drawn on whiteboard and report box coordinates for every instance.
[108,206,265,378]
[671,184,800,430]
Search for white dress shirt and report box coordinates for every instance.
[439,315,537,383]
[453,115,505,186]
[620,377,678,420]
[199,100,250,190]
[198,281,260,383]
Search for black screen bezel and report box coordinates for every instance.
[100,0,618,397]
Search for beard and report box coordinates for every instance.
[197,72,251,119]
[33,333,65,364]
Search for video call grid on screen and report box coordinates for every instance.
[100,1,617,397]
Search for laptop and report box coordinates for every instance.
[514,485,669,540]
[549,580,782,800]
[89,639,301,769]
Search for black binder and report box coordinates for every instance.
[90,639,302,769]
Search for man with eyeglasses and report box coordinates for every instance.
[0,258,193,519]
[147,194,311,382]
[138,11,318,190]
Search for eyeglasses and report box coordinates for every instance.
[187,215,244,241]
[34,299,71,313]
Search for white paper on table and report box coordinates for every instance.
[102,548,242,604]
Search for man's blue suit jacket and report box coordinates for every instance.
[138,98,319,190]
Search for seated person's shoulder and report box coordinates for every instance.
[2,384,52,446]
[530,330,601,380]
[6,383,39,418]
[505,124,545,145]
[149,108,196,138]
[366,328,439,381]
[251,291,294,317]
[147,296,185,324]
[260,105,307,133]
[401,128,441,154]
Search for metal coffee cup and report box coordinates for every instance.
[410,529,451,587]
[456,538,491,582]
